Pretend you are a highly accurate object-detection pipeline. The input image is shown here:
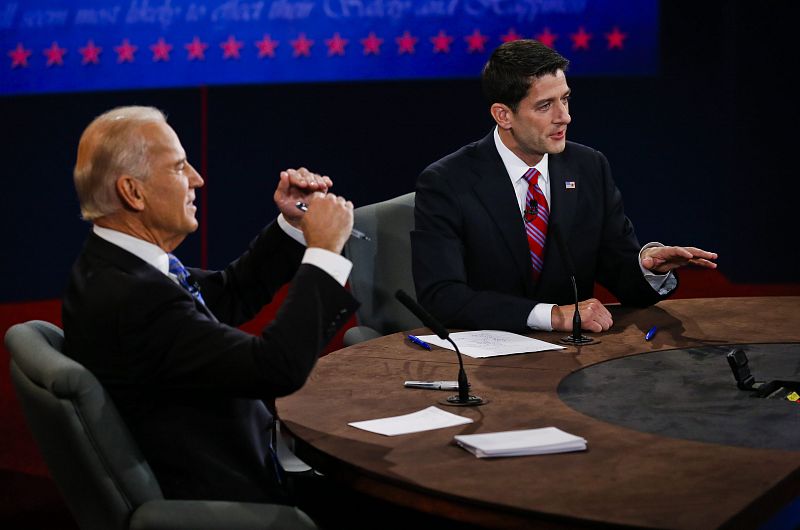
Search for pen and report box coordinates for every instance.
[645,326,658,341]
[407,334,432,350]
[404,381,461,390]
[294,202,371,241]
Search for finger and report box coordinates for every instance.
[685,247,718,260]
[321,176,333,189]
[688,258,718,268]
[582,318,603,333]
[665,246,694,259]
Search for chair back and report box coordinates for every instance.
[5,320,163,530]
[344,192,423,337]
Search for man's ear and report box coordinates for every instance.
[116,175,146,212]
[490,103,514,130]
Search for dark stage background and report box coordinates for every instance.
[1,1,799,528]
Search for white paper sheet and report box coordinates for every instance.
[348,406,473,436]
[454,427,587,458]
[417,330,565,358]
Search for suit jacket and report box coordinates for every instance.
[411,131,670,331]
[62,221,358,503]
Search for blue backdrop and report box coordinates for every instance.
[2,0,658,95]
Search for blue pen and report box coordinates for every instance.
[645,326,658,341]
[407,335,432,350]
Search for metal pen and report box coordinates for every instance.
[294,202,370,241]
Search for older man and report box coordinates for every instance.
[62,106,358,506]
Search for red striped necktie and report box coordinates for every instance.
[522,167,549,281]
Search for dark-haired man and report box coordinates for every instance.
[412,40,716,333]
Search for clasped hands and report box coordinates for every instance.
[273,167,354,255]
[552,245,718,333]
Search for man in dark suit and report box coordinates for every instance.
[412,40,717,333]
[63,106,358,507]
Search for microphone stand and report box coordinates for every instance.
[395,290,486,406]
[445,337,484,406]
[559,276,594,345]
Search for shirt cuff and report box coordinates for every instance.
[277,213,306,246]
[639,242,677,295]
[302,248,353,287]
[528,303,555,331]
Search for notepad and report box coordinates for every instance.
[454,427,587,458]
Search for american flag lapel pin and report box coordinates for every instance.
[565,180,576,189]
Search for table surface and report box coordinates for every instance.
[277,297,800,529]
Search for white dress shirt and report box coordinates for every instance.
[94,214,352,288]
[493,127,674,330]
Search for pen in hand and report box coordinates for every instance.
[295,202,371,241]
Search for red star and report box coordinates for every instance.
[291,33,314,57]
[536,27,558,48]
[114,39,137,63]
[501,28,523,43]
[8,43,32,68]
[360,32,383,55]
[255,34,278,58]
[570,27,592,50]
[220,35,243,59]
[605,27,627,49]
[464,29,488,53]
[430,30,454,53]
[395,31,418,55]
[150,38,172,62]
[325,32,348,56]
[79,40,102,65]
[43,42,67,67]
[185,37,208,61]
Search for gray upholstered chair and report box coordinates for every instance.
[5,320,316,530]
[343,192,422,345]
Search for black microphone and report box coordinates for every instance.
[549,226,595,345]
[395,290,486,406]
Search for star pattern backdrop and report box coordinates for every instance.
[1,0,658,96]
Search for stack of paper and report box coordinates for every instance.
[454,427,587,458]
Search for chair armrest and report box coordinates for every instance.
[343,326,382,346]
[130,499,317,530]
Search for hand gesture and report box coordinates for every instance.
[641,246,718,274]
[301,193,354,255]
[273,168,333,226]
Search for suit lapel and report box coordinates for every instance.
[547,151,577,238]
[84,233,218,322]
[470,133,536,294]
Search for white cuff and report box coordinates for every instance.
[639,242,676,295]
[528,303,555,331]
[277,214,306,246]
[302,248,352,287]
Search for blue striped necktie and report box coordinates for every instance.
[167,254,206,305]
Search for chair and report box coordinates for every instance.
[5,320,316,530]
[343,192,422,346]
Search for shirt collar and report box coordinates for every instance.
[493,126,550,186]
[93,225,170,276]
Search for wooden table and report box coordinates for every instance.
[277,297,800,529]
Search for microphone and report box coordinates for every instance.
[549,226,595,345]
[395,290,486,406]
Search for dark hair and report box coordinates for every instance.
[481,40,569,112]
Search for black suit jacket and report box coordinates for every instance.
[62,222,358,502]
[411,132,670,331]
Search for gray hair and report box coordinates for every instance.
[73,106,167,220]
